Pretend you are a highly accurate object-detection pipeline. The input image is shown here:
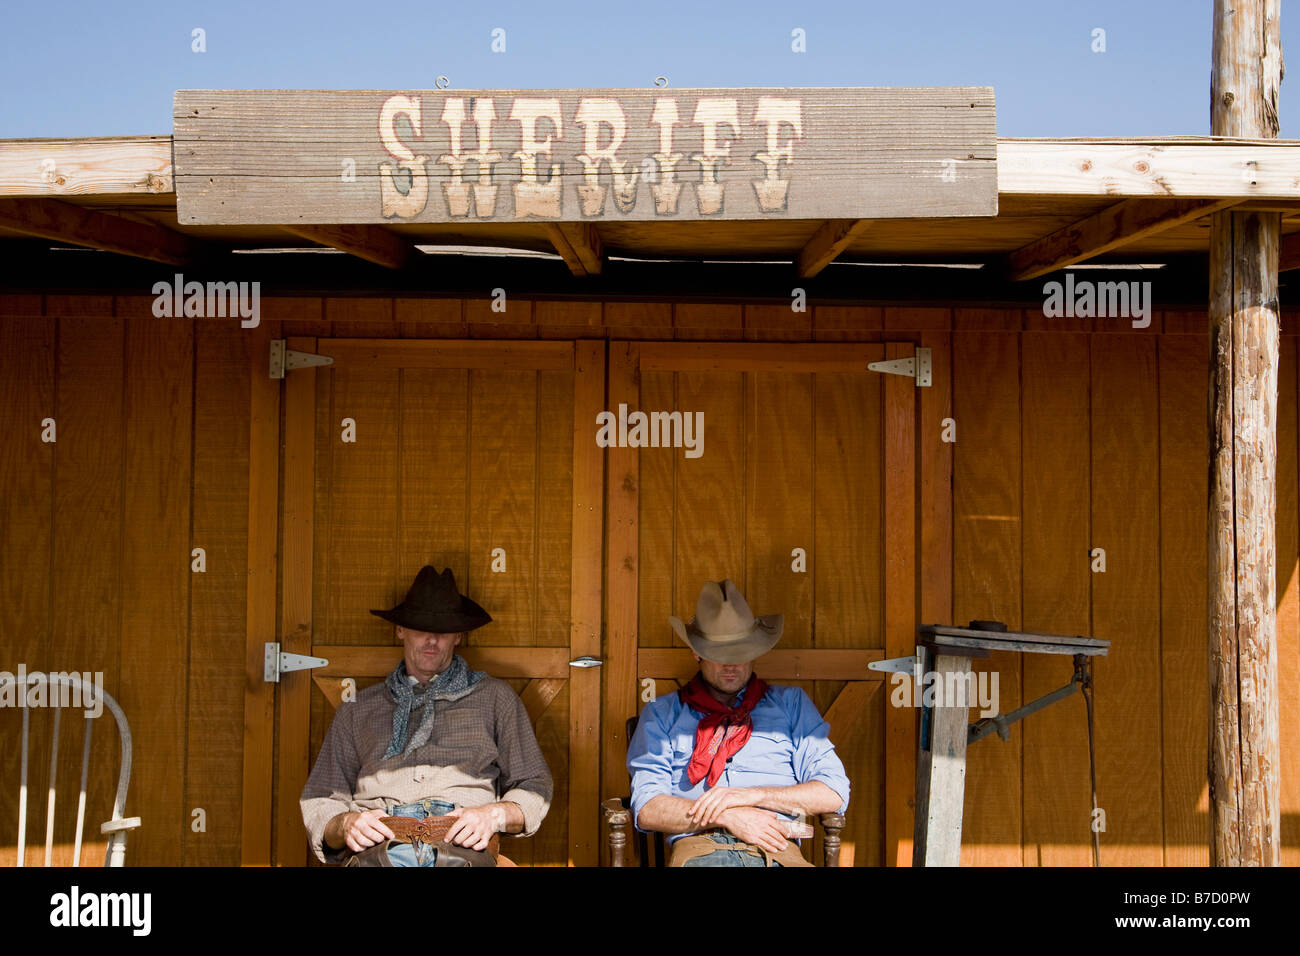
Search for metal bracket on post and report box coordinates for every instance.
[264,642,329,682]
[868,347,931,387]
[270,339,334,379]
[967,653,1091,745]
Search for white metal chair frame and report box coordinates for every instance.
[1,672,141,866]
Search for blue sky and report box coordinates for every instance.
[0,0,1293,138]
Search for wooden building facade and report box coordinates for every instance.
[3,108,1300,866]
[2,294,1298,866]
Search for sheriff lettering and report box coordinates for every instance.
[377,92,803,221]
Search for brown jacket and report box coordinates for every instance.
[300,673,552,864]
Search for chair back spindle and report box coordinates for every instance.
[17,706,29,866]
[1,672,140,867]
[43,705,61,867]
[73,715,94,867]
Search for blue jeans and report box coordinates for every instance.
[385,798,456,867]
[679,833,785,868]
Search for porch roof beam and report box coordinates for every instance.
[8,136,1300,201]
[997,139,1300,198]
[0,137,173,197]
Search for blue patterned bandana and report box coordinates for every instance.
[383,654,485,759]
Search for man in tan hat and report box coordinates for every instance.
[627,579,850,866]
[300,566,552,866]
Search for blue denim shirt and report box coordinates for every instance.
[627,682,851,839]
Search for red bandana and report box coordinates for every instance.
[678,672,769,788]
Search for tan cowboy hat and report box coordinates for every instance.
[669,580,783,665]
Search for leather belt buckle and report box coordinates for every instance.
[379,814,501,858]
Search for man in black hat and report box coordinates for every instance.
[300,566,553,866]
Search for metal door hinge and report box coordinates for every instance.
[264,642,330,682]
[868,347,931,387]
[270,340,334,379]
[569,656,603,668]
[867,648,925,681]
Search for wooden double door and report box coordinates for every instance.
[264,338,918,866]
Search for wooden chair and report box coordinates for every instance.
[2,672,141,866]
[602,716,846,866]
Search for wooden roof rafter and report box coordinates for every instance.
[1004,197,1242,281]
[544,222,603,276]
[278,223,413,269]
[797,219,873,278]
[0,196,198,265]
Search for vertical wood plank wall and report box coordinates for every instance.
[0,293,1297,865]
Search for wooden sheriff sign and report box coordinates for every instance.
[173,88,996,225]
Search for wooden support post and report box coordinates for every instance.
[603,341,640,864]
[883,342,918,865]
[569,340,606,867]
[241,322,280,865]
[1207,0,1283,867]
[912,650,972,867]
[274,336,317,867]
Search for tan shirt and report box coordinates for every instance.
[300,672,553,864]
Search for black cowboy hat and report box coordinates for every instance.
[370,566,492,633]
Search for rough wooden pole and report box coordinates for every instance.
[1208,0,1283,867]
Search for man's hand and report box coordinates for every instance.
[444,805,509,851]
[718,806,792,855]
[330,809,395,853]
[686,786,765,827]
